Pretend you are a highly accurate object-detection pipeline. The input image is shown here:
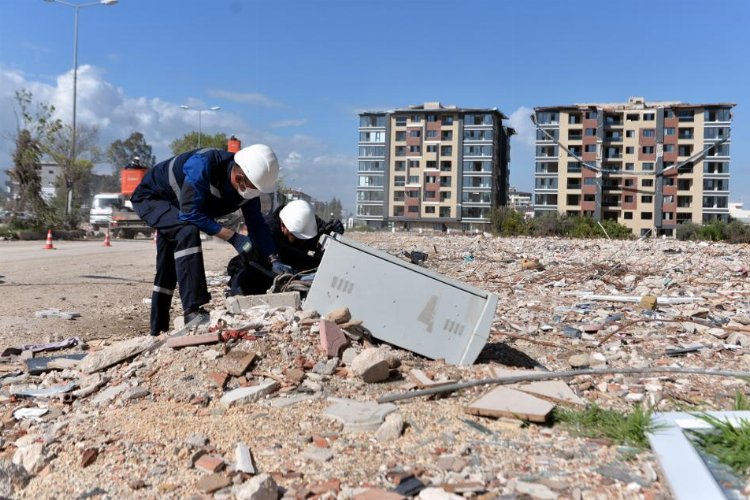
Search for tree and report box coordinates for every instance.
[44,123,101,228]
[107,131,155,181]
[169,132,228,155]
[8,89,61,226]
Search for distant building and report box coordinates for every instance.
[357,102,515,231]
[729,202,750,224]
[4,162,61,203]
[533,97,734,237]
[508,187,533,214]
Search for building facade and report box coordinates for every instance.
[357,102,514,231]
[533,97,734,237]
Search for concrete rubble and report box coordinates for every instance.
[2,233,750,497]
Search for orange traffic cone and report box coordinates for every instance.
[42,229,55,250]
[103,231,112,247]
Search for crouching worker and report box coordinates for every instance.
[131,144,293,336]
[227,199,344,295]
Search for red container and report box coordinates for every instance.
[121,167,147,196]
[227,136,241,153]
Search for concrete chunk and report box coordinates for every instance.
[220,380,278,408]
[351,348,390,383]
[408,369,456,389]
[235,472,277,500]
[324,398,397,432]
[375,412,403,442]
[166,333,219,349]
[196,473,231,494]
[466,386,554,422]
[225,292,300,313]
[218,350,256,377]
[235,442,256,474]
[79,336,158,373]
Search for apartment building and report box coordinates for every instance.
[533,97,734,237]
[356,102,514,231]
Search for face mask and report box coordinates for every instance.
[238,186,261,200]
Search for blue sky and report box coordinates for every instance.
[1,0,748,213]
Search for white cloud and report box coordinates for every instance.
[268,118,307,129]
[507,106,536,147]
[206,89,282,107]
[0,64,355,211]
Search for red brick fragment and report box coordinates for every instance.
[195,454,225,473]
[166,333,219,349]
[319,320,349,358]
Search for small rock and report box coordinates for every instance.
[375,413,403,442]
[196,473,232,494]
[195,454,225,473]
[568,353,590,368]
[418,487,463,499]
[351,348,390,383]
[639,295,657,310]
[302,446,334,462]
[341,347,358,366]
[235,472,278,500]
[325,307,351,324]
[185,434,209,448]
[235,442,255,474]
[511,479,559,499]
[220,380,278,408]
[12,443,46,474]
[123,387,150,400]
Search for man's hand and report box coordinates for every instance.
[228,232,253,255]
[268,254,294,275]
[324,218,345,235]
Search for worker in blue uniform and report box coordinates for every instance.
[131,144,292,336]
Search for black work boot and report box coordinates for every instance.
[183,307,210,328]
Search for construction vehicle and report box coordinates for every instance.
[104,157,152,238]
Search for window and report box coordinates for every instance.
[664,144,674,153]
[441,146,452,156]
[535,111,559,124]
[440,191,451,201]
[395,116,407,126]
[626,130,635,138]
[643,129,655,137]
[424,191,436,200]
[394,176,405,187]
[583,177,595,185]
[705,108,731,122]
[426,144,437,152]
[568,161,582,173]
[408,176,419,184]
[360,131,385,142]
[409,145,421,153]
[625,163,635,171]
[395,146,406,157]
[642,179,654,187]
[424,175,437,184]
[569,114,582,124]
[439,207,451,217]
[425,206,436,214]
[585,128,596,136]
[426,161,437,170]
[357,190,383,201]
[678,145,692,156]
[440,160,452,171]
[441,131,454,140]
[641,195,653,203]
[440,176,452,187]
[394,161,405,171]
[585,110,598,120]
[408,160,420,169]
[360,115,386,127]
[643,113,655,120]
[641,212,653,220]
[360,145,385,157]
[664,109,675,118]
[624,212,633,219]
[427,114,437,122]
[626,146,634,154]
[641,162,654,171]
[411,115,421,123]
[409,130,421,138]
[426,130,438,139]
[408,206,419,213]
[624,195,634,203]
[627,113,639,121]
[407,190,419,198]
[395,131,406,141]
[393,191,405,201]
[665,127,676,136]
[585,144,596,153]
[442,116,454,125]
[358,175,383,187]
[677,109,694,122]
[624,179,635,187]
[642,146,654,154]
[359,160,384,172]
[393,206,404,216]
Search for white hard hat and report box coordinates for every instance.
[279,200,318,240]
[233,144,279,193]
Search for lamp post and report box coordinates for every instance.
[44,0,118,216]
[179,105,221,148]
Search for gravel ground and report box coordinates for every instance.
[3,232,750,499]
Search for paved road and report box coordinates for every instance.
[0,239,156,263]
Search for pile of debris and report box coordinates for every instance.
[2,232,750,498]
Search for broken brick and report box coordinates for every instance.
[319,320,349,358]
[195,455,225,473]
[207,372,228,388]
[218,350,256,377]
[81,448,98,468]
[195,473,231,493]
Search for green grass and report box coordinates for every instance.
[553,404,660,449]
[691,414,750,476]
[733,392,750,411]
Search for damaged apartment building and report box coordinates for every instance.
[533,97,735,237]
[356,102,515,231]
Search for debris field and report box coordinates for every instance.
[2,232,750,499]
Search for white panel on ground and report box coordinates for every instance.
[304,235,498,366]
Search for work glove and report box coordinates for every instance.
[271,259,294,275]
[323,218,345,235]
[228,232,253,255]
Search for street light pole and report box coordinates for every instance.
[179,105,221,149]
[44,0,118,217]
